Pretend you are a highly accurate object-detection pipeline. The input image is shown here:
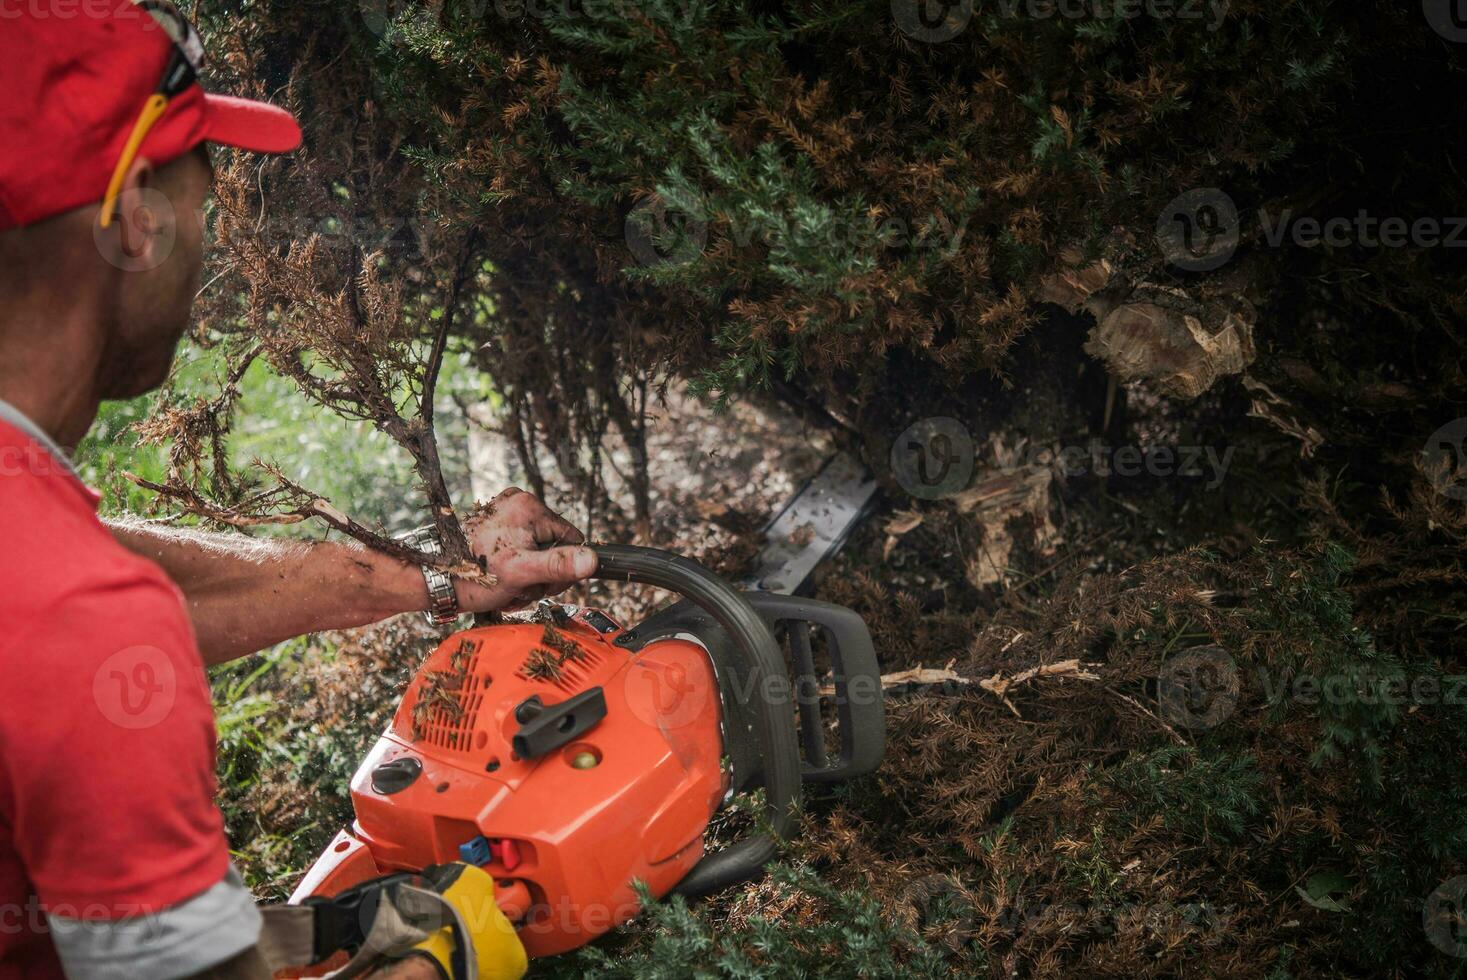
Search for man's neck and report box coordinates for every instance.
[0,311,106,452]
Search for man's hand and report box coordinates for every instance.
[108,487,597,664]
[456,487,597,614]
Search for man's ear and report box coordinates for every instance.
[97,156,177,272]
[113,156,161,261]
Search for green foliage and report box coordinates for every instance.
[1248,543,1406,779]
[209,622,428,898]
[208,0,1450,421]
[543,865,961,979]
[1103,746,1263,843]
[81,339,482,526]
[75,395,169,513]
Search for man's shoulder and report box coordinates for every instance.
[0,461,188,658]
[0,540,201,740]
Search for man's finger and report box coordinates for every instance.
[530,512,585,547]
[506,587,548,609]
[504,545,598,586]
[539,579,580,599]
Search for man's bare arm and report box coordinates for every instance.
[109,487,597,666]
[108,517,429,666]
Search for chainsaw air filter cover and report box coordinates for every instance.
[290,546,884,959]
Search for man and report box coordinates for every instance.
[0,3,594,977]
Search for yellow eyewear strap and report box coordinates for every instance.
[98,1,202,228]
[98,93,171,229]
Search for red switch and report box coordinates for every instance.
[497,838,522,871]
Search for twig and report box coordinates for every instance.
[421,228,481,431]
[830,658,1101,718]
[125,473,489,582]
[1105,685,1188,745]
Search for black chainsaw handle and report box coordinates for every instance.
[591,544,800,897]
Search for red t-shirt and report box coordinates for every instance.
[0,417,230,978]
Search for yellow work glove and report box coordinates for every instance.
[396,863,528,980]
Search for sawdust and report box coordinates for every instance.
[521,648,565,682]
[539,625,585,662]
[520,626,589,682]
[409,637,476,740]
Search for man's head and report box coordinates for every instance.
[0,1,299,433]
[0,145,214,400]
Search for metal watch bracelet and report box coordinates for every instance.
[397,525,461,627]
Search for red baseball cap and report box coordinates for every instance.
[0,0,302,231]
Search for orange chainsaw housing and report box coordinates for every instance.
[289,606,727,958]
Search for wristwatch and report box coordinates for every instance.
[397,524,461,627]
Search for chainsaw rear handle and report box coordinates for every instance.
[591,544,801,897]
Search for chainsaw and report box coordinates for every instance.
[288,544,885,959]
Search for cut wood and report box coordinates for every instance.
[824,658,1100,717]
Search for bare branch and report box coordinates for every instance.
[125,472,492,584]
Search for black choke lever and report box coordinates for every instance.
[511,687,607,760]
